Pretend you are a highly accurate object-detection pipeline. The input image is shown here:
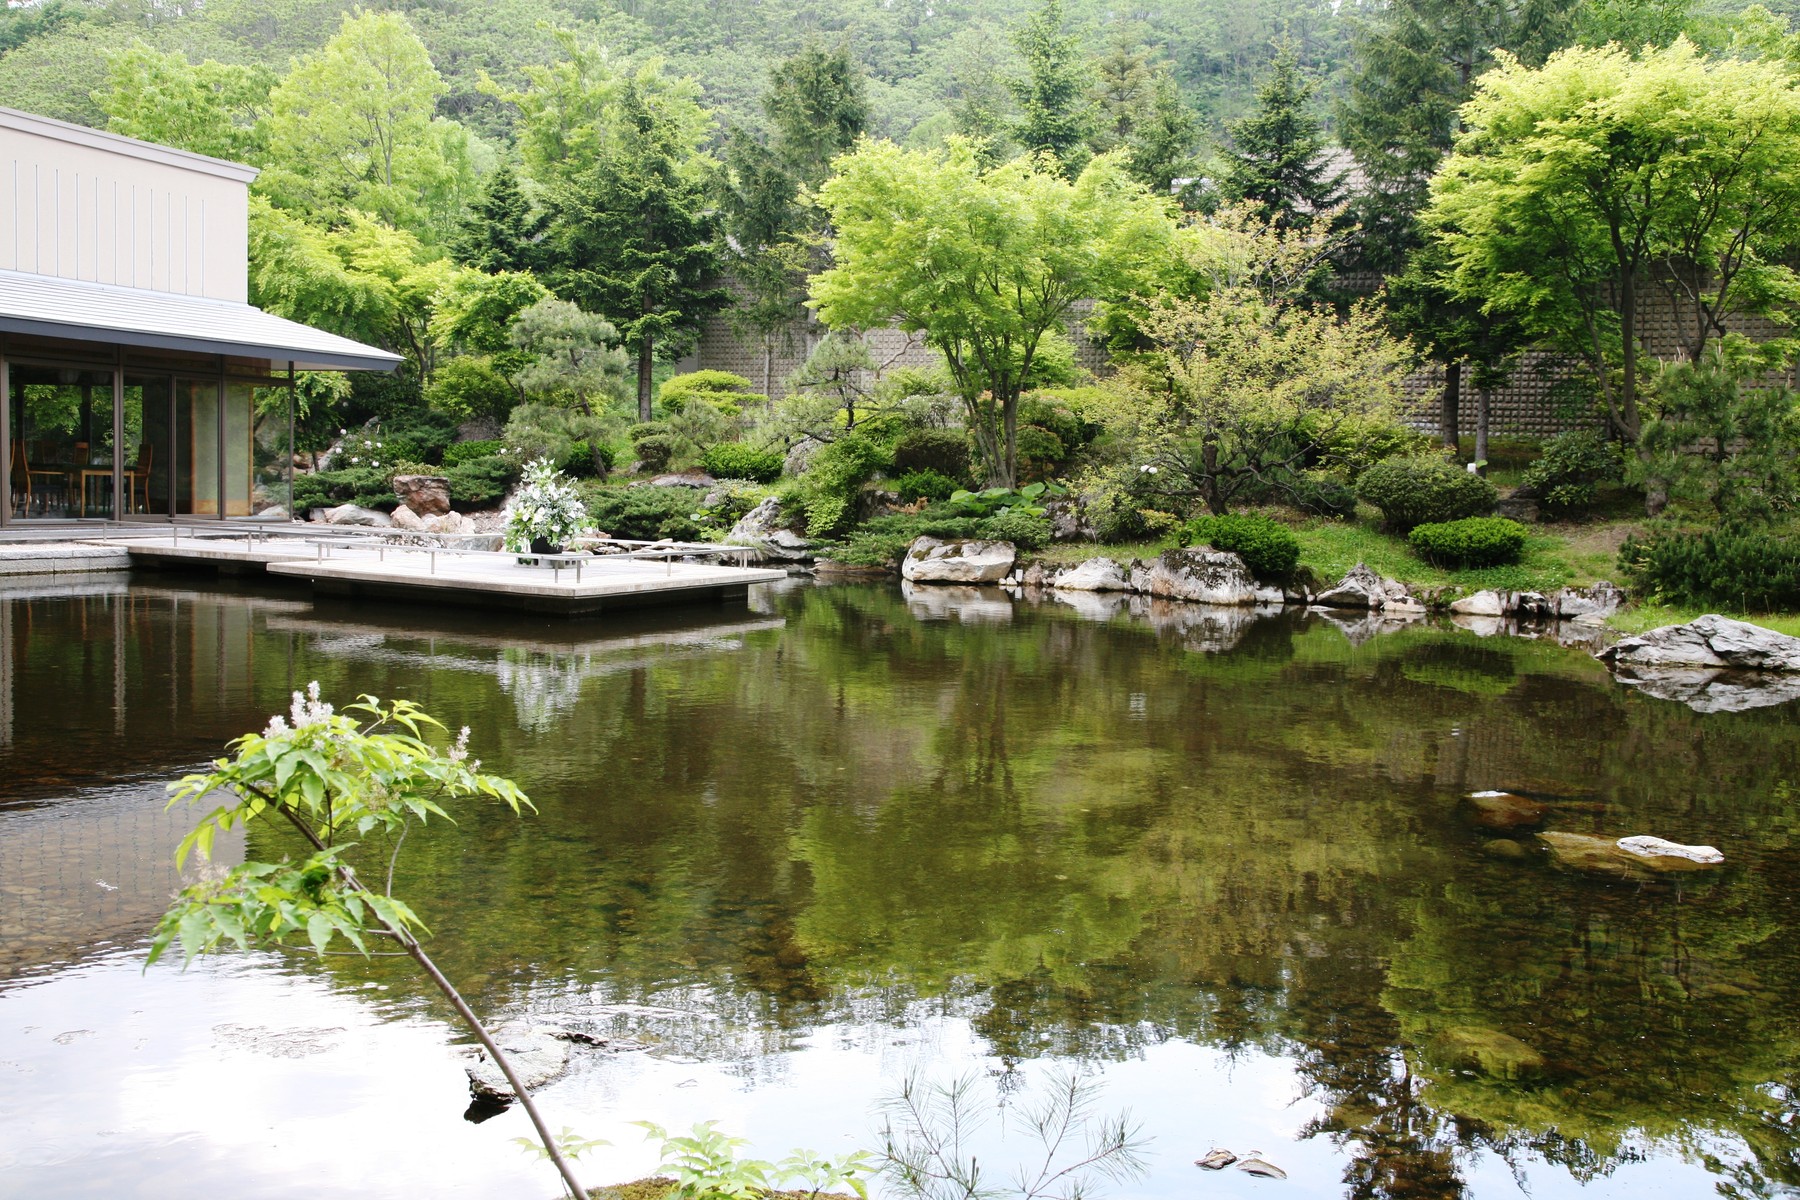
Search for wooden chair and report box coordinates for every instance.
[123,442,153,514]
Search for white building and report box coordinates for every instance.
[0,106,399,526]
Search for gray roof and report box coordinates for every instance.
[0,268,403,372]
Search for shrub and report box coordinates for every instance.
[558,440,614,478]
[1289,474,1358,520]
[891,428,972,483]
[701,442,784,483]
[1408,516,1527,568]
[628,421,669,442]
[1356,455,1498,531]
[894,469,960,503]
[1521,430,1620,518]
[442,439,502,467]
[1015,425,1068,478]
[580,484,704,540]
[1019,391,1102,453]
[659,370,765,417]
[801,434,892,537]
[1620,526,1800,610]
[1181,514,1301,579]
[290,466,396,513]
[375,408,459,464]
[979,508,1052,549]
[633,433,678,472]
[820,512,984,567]
[443,456,518,509]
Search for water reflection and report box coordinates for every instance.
[1,577,1797,1199]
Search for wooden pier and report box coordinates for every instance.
[123,530,788,616]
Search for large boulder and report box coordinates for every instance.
[389,505,426,532]
[324,504,392,528]
[1050,556,1132,592]
[1599,613,1800,671]
[1607,664,1800,714]
[1553,581,1625,623]
[649,472,714,488]
[726,497,814,562]
[1128,548,1257,606]
[1314,563,1424,612]
[392,474,451,517]
[902,536,1017,584]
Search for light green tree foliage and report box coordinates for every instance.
[426,270,551,424]
[812,139,1177,486]
[97,42,273,162]
[1008,0,1095,177]
[151,684,588,1200]
[262,9,478,243]
[1426,38,1800,441]
[248,198,456,372]
[1102,205,1409,515]
[1337,0,1580,271]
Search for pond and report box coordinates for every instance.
[1,575,1797,1200]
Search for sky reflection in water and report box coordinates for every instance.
[0,576,1795,1199]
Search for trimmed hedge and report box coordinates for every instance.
[893,469,960,503]
[1620,527,1800,610]
[1356,455,1498,531]
[1408,516,1527,568]
[700,442,784,483]
[632,434,678,472]
[1181,513,1301,580]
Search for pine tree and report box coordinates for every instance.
[1009,0,1094,176]
[546,80,730,422]
[1125,72,1199,198]
[1339,0,1579,270]
[1088,37,1154,155]
[765,42,868,188]
[453,164,547,274]
[1220,39,1340,229]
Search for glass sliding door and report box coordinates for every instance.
[171,378,256,518]
[224,382,254,518]
[130,375,172,519]
[6,365,116,519]
[252,385,293,517]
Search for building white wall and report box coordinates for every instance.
[0,108,255,303]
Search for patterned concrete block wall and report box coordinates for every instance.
[687,272,1777,441]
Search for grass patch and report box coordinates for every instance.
[1603,603,1800,638]
[1291,516,1580,595]
[1033,540,1170,566]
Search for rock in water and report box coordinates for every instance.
[1194,1149,1238,1171]
[1451,589,1506,617]
[1314,563,1424,612]
[1617,835,1723,865]
[1128,548,1257,606]
[1430,1026,1545,1080]
[1465,791,1549,831]
[1605,665,1800,714]
[1599,614,1800,672]
[462,1022,573,1103]
[1539,830,1718,876]
[1050,557,1132,592]
[392,474,451,517]
[901,536,1017,584]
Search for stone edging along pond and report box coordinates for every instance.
[843,534,1630,624]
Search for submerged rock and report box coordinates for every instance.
[1538,830,1720,876]
[1128,548,1257,605]
[1429,1025,1546,1080]
[1465,791,1549,832]
[462,1022,574,1103]
[1599,614,1800,672]
[902,536,1017,584]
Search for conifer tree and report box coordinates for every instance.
[1126,73,1200,199]
[1220,39,1340,230]
[1009,0,1094,176]
[453,164,547,275]
[1339,0,1578,269]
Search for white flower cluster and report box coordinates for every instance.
[264,680,333,737]
[503,458,590,553]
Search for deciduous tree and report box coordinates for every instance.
[812,139,1177,487]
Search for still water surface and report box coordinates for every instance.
[1,576,1796,1200]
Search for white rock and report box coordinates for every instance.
[1050,556,1131,592]
[1313,563,1421,612]
[1599,613,1800,672]
[389,505,425,532]
[461,1022,573,1103]
[902,536,1017,583]
[1451,589,1506,617]
[1127,548,1257,606]
[324,504,392,527]
[1553,581,1625,622]
[1616,835,1724,865]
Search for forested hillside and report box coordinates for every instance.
[0,0,1352,141]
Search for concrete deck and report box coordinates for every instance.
[122,533,787,616]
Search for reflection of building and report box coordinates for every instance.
[0,107,398,528]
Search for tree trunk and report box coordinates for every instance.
[1203,437,1225,515]
[637,337,654,424]
[1619,266,1641,441]
[762,341,773,402]
[1000,393,1019,489]
[1441,360,1462,455]
[1475,382,1490,470]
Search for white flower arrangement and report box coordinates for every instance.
[503,458,590,554]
